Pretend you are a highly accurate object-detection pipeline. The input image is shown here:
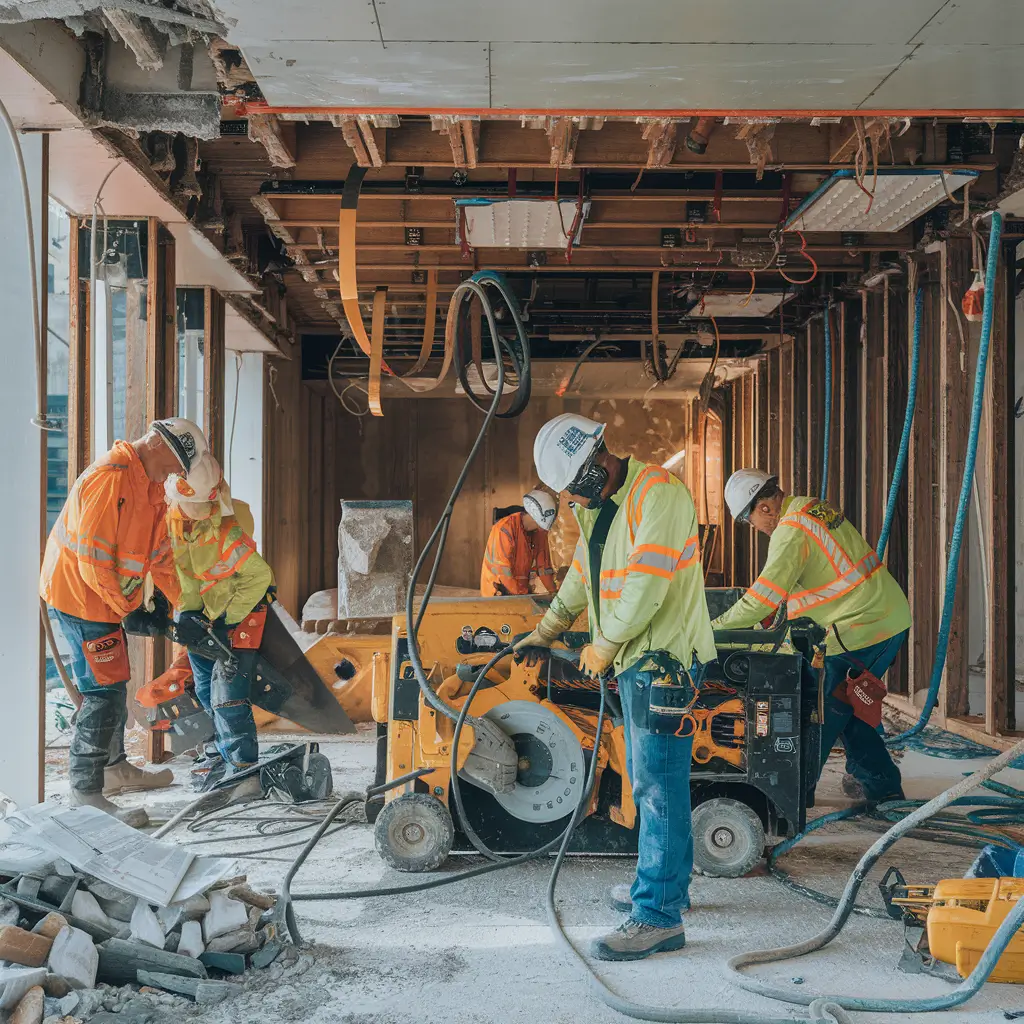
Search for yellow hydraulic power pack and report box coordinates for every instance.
[887,875,1024,982]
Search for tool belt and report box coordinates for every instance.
[82,627,131,686]
[631,650,701,736]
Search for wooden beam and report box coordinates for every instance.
[827,305,842,504]
[754,365,769,567]
[860,289,886,539]
[203,288,226,462]
[806,321,823,498]
[67,217,90,481]
[986,240,1015,734]
[779,335,793,493]
[37,133,49,803]
[641,119,678,168]
[939,240,972,718]
[791,327,808,496]
[430,115,479,168]
[546,116,580,168]
[247,113,297,169]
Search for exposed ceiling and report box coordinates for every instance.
[213,0,1024,113]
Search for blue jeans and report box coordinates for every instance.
[52,610,129,793]
[187,649,259,769]
[820,630,907,801]
[617,656,705,928]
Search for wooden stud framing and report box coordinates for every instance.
[67,217,91,480]
[778,335,793,493]
[806,321,824,499]
[985,242,1015,734]
[203,287,226,461]
[939,240,972,718]
[827,305,842,504]
[641,119,678,168]
[37,135,49,803]
[791,326,808,496]
[755,359,770,567]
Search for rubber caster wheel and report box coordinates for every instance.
[374,792,454,872]
[691,797,765,878]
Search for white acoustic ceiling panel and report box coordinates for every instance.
[786,170,978,233]
[457,199,589,249]
[371,0,942,44]
[910,0,1024,44]
[213,0,379,45]
[698,293,787,317]
[488,43,911,110]
[243,42,491,108]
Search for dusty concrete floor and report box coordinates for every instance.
[44,728,1024,1024]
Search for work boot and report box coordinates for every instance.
[590,917,686,962]
[841,773,866,800]
[69,788,149,829]
[103,758,173,796]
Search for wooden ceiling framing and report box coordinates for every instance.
[201,114,1008,337]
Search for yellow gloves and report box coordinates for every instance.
[578,632,621,678]
[512,606,575,652]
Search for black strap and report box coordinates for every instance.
[587,499,620,631]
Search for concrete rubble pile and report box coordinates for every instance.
[0,858,286,1023]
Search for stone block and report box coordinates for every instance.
[197,951,244,974]
[225,884,275,911]
[129,903,164,949]
[0,898,20,927]
[201,893,248,943]
[175,922,203,960]
[46,927,97,990]
[337,500,413,619]
[0,926,52,968]
[9,984,43,1024]
[32,915,67,941]
[204,925,257,954]
[70,891,113,933]
[0,968,48,1011]
[95,938,206,986]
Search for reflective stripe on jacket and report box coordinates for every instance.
[480,512,556,597]
[40,441,181,623]
[712,496,912,654]
[547,458,716,674]
[170,499,274,624]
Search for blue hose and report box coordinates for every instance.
[877,285,923,559]
[887,212,1003,748]
[820,306,832,501]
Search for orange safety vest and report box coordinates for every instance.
[480,512,556,597]
[40,441,181,623]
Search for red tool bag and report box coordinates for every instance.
[834,669,888,728]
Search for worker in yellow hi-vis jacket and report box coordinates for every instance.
[713,469,910,805]
[514,413,716,964]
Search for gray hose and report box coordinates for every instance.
[727,733,1024,1013]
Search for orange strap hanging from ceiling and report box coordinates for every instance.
[367,287,387,417]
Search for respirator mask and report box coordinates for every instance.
[568,444,610,509]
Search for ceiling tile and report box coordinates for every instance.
[910,1,1024,44]
[218,0,380,45]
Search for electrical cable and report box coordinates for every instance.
[877,285,923,559]
[886,212,1003,748]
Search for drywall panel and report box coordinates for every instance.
[243,41,491,107]
[910,1,1024,44]
[375,0,942,45]
[489,43,910,110]
[866,45,1024,109]
[216,0,380,46]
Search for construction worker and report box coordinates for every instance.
[515,413,716,962]
[480,489,558,597]
[164,452,274,790]
[40,419,209,827]
[714,469,910,803]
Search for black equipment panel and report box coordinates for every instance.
[391,636,421,721]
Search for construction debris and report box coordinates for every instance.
[0,805,285,1022]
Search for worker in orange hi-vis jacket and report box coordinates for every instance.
[480,489,559,597]
[40,419,209,828]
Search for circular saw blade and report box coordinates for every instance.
[483,700,585,824]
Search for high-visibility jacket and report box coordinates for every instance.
[712,496,911,655]
[40,441,181,624]
[548,457,717,675]
[480,512,556,597]
[169,499,274,624]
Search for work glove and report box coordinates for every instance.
[459,716,518,796]
[512,604,575,655]
[122,590,172,638]
[578,632,621,679]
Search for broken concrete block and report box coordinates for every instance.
[46,927,97,990]
[195,981,238,1005]
[201,893,248,943]
[198,951,244,974]
[0,898,20,927]
[129,903,164,950]
[16,878,42,900]
[40,975,69,998]
[176,922,203,960]
[54,992,78,1017]
[85,881,134,924]
[0,968,48,1011]
[96,938,206,986]
[0,926,53,968]
[225,883,275,911]
[250,938,282,969]
[337,500,413,618]
[156,894,208,936]
[9,984,43,1024]
[136,970,200,998]
[32,915,67,941]
[70,891,112,933]
[204,925,257,954]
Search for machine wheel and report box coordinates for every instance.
[691,797,765,878]
[374,793,454,872]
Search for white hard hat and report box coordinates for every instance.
[533,414,606,493]
[725,468,777,522]
[165,452,233,520]
[522,489,558,530]
[151,418,209,474]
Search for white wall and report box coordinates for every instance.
[0,133,44,807]
[224,352,264,551]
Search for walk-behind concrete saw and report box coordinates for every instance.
[368,590,827,876]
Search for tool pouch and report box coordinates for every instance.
[635,650,700,736]
[82,627,131,686]
[833,669,887,728]
[228,604,268,650]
